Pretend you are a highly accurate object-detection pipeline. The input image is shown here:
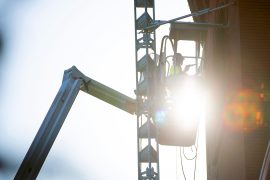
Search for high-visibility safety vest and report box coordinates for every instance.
[169,65,181,76]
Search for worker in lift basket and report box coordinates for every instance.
[169,53,184,76]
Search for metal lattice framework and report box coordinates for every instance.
[13,1,236,179]
[134,0,159,179]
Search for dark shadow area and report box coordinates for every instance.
[0,30,3,61]
[0,155,16,174]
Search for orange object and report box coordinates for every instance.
[223,89,264,132]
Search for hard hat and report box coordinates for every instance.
[173,53,184,64]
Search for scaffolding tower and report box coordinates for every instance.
[134,0,159,179]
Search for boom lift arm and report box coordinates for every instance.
[14,66,136,180]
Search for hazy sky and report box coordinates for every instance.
[0,0,206,179]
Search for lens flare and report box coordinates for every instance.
[170,79,203,129]
[223,89,264,132]
[155,76,204,146]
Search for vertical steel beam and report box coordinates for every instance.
[134,0,159,179]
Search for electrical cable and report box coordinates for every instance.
[181,125,200,180]
[180,147,187,180]
[194,124,201,180]
[193,134,199,180]
[194,151,197,180]
[183,145,197,160]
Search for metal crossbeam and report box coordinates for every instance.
[14,66,136,179]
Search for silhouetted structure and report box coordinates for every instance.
[188,0,270,179]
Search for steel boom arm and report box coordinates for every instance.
[14,66,136,180]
